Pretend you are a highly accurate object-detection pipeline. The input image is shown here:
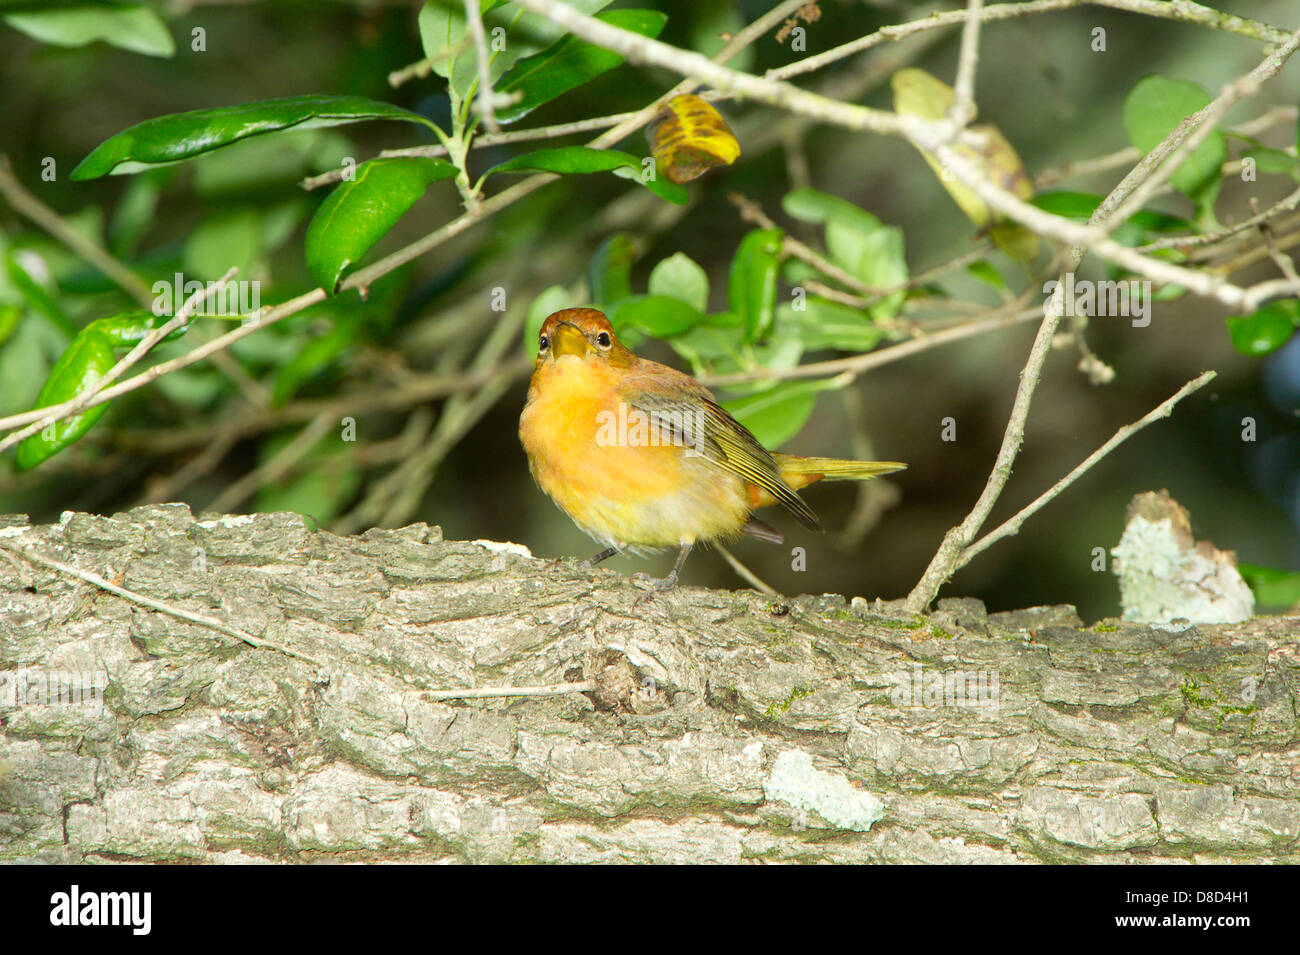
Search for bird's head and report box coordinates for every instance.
[535,307,635,369]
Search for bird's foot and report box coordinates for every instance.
[631,571,680,608]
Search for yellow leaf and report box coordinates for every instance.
[891,67,963,122]
[892,69,1038,261]
[645,94,741,184]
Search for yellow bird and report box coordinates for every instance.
[519,307,905,594]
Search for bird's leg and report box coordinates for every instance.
[545,544,621,573]
[583,546,620,568]
[632,543,693,606]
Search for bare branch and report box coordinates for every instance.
[0,155,153,306]
[959,370,1217,565]
[950,0,985,128]
[465,0,501,134]
[766,0,1288,84]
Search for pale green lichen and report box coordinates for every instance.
[1112,516,1253,626]
[764,749,883,832]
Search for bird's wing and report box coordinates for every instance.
[619,371,822,532]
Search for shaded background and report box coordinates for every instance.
[1,0,1298,620]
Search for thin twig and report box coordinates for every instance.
[425,681,597,701]
[465,0,501,134]
[388,57,434,89]
[765,0,1286,84]
[1137,184,1300,252]
[0,286,321,436]
[0,155,154,306]
[1259,227,1300,285]
[959,371,1217,564]
[207,411,336,514]
[0,543,322,667]
[950,0,984,128]
[1034,105,1297,189]
[714,543,778,595]
[1105,29,1300,229]
[699,305,1044,388]
[0,268,239,458]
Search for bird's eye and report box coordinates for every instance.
[596,331,612,348]
[539,333,550,351]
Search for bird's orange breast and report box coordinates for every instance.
[519,355,752,550]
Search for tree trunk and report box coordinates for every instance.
[1,504,1296,863]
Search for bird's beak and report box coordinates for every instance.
[551,321,589,359]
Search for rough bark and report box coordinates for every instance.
[0,504,1296,864]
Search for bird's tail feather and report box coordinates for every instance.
[774,454,906,490]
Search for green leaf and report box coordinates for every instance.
[783,188,907,318]
[609,295,705,340]
[418,0,612,108]
[722,376,849,449]
[4,2,174,57]
[1122,75,1226,201]
[778,298,884,352]
[486,145,688,204]
[0,310,60,418]
[966,260,1009,294]
[0,304,21,350]
[689,0,752,71]
[272,320,357,406]
[494,9,666,124]
[782,186,877,228]
[729,228,782,342]
[305,157,458,293]
[1242,146,1299,176]
[71,96,437,179]
[830,219,907,320]
[1029,190,1103,220]
[7,247,75,337]
[183,208,260,283]
[1032,190,1193,233]
[666,318,744,375]
[1127,208,1195,234]
[586,233,638,307]
[14,325,115,470]
[87,309,191,347]
[419,0,506,104]
[108,172,162,257]
[648,252,709,312]
[1226,299,1299,356]
[1238,562,1300,609]
[524,284,571,354]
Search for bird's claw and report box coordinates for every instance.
[631,572,680,608]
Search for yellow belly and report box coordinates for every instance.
[519,357,751,550]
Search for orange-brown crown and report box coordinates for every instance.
[535,307,636,368]
[538,307,616,343]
